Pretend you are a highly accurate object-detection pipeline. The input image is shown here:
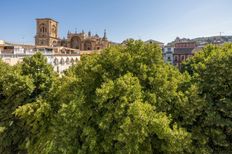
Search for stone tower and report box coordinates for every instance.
[35,18,59,46]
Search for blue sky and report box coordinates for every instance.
[1,0,232,44]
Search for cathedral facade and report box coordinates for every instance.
[35,18,110,50]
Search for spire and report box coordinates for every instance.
[82,29,84,34]
[75,28,77,34]
[88,31,91,37]
[103,29,107,40]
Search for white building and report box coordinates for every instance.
[163,46,174,64]
[0,42,80,73]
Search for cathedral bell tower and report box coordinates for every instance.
[35,18,60,46]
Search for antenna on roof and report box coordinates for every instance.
[219,32,224,36]
[22,36,24,45]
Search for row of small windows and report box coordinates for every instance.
[39,24,56,34]
[175,43,195,48]
[54,57,79,65]
[174,55,192,62]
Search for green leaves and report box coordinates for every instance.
[1,73,34,99]
[21,52,56,98]
[182,44,232,153]
[45,40,195,153]
[0,72,34,154]
[0,53,58,154]
[1,41,232,153]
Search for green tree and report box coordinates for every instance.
[0,72,34,154]
[0,60,12,77]
[21,52,56,98]
[3,42,232,153]
[43,40,196,153]
[0,52,58,153]
[182,44,232,153]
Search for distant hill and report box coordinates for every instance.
[193,35,232,45]
[167,36,232,46]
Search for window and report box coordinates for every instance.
[54,58,59,65]
[174,55,179,62]
[181,55,185,61]
[60,58,65,65]
[71,37,81,49]
[39,24,47,33]
[66,58,70,64]
[52,41,57,46]
[52,25,56,33]
[84,41,92,50]
[71,58,74,64]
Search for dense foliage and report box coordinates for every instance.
[182,44,232,153]
[0,41,231,153]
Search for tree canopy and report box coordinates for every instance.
[182,44,232,153]
[45,41,202,153]
[0,53,58,154]
[0,42,231,153]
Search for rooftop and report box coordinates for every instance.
[36,18,58,23]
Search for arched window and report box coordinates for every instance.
[71,58,74,64]
[40,24,47,33]
[84,41,92,50]
[60,58,65,65]
[181,55,185,61]
[52,25,57,37]
[66,57,70,64]
[70,36,81,49]
[52,25,56,33]
[52,41,57,46]
[174,55,179,62]
[54,58,59,65]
